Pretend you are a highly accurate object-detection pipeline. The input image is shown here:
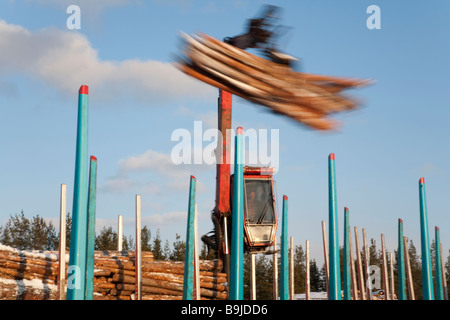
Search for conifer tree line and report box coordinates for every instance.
[0,211,449,299]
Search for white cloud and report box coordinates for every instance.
[0,20,212,104]
[101,148,210,195]
[100,146,216,198]
[142,211,187,226]
[418,163,446,176]
[119,149,181,176]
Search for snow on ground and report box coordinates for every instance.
[294,292,328,300]
[0,244,69,262]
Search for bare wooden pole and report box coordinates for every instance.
[135,195,142,300]
[389,252,395,300]
[349,226,358,300]
[403,236,415,300]
[305,240,310,301]
[354,227,366,300]
[362,228,372,300]
[381,234,390,300]
[118,215,123,252]
[289,237,295,300]
[250,253,256,300]
[321,221,329,299]
[58,183,67,300]
[273,237,278,300]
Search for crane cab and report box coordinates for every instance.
[231,166,278,253]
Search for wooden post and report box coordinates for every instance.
[328,153,341,300]
[118,215,123,252]
[250,253,256,300]
[58,183,67,300]
[305,240,310,301]
[183,176,196,300]
[397,219,407,300]
[403,236,415,300]
[349,226,358,300]
[67,85,89,300]
[230,128,244,300]
[272,237,278,300]
[362,228,372,300]
[389,252,395,300]
[194,203,200,300]
[280,195,289,300]
[85,156,97,300]
[289,237,294,300]
[321,221,329,299]
[354,227,366,300]
[381,234,390,300]
[343,208,351,300]
[418,177,434,300]
[135,194,142,300]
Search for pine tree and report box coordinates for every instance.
[170,233,185,261]
[318,264,328,292]
[310,259,321,292]
[163,239,171,259]
[254,253,274,299]
[141,226,152,252]
[0,211,58,250]
[407,239,423,300]
[123,234,134,250]
[65,212,72,249]
[152,229,165,260]
[445,249,450,298]
[31,215,58,250]
[293,244,306,294]
[95,226,118,250]
[0,211,31,249]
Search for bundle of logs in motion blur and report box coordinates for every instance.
[175,5,373,131]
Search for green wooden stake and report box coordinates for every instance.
[85,156,97,300]
[183,175,196,300]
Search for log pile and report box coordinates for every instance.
[94,255,227,300]
[0,244,228,300]
[176,32,373,131]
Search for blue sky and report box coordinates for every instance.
[0,0,449,267]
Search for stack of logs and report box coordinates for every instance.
[0,244,228,300]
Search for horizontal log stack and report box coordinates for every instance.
[0,244,228,300]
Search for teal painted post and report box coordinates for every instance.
[328,153,341,300]
[397,219,407,300]
[85,156,97,300]
[67,85,89,300]
[343,207,351,300]
[183,175,196,300]
[280,195,289,300]
[418,177,434,300]
[435,227,444,300]
[229,127,244,300]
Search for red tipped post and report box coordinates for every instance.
[67,85,89,300]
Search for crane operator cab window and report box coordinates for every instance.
[243,176,277,252]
